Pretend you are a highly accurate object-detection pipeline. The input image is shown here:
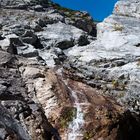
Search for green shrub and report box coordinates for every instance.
[59,107,76,129]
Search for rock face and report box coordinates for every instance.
[64,0,140,113]
[0,0,49,8]
[0,50,61,140]
[0,0,140,140]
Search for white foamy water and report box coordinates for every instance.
[56,70,87,140]
[67,88,84,140]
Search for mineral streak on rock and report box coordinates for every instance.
[0,0,140,140]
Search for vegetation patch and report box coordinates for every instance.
[112,79,127,90]
[113,23,124,31]
[58,106,76,129]
[83,131,94,140]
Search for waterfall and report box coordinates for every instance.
[67,87,84,140]
[56,68,86,140]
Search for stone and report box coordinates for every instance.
[37,22,89,49]
[55,40,74,50]
[35,18,47,27]
[0,50,15,66]
[0,0,49,8]
[22,30,37,44]
[0,34,5,40]
[77,35,90,46]
[17,3,27,9]
[73,18,97,36]
[29,0,48,7]
[0,34,23,54]
[21,30,43,49]
[34,5,44,11]
[17,44,39,57]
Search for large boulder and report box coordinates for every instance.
[37,22,90,49]
[21,30,43,49]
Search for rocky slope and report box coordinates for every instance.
[64,0,140,113]
[0,0,140,140]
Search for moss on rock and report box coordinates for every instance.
[58,106,76,129]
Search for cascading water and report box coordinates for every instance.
[67,87,84,140]
[56,68,87,140]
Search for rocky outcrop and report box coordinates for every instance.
[0,0,49,9]
[52,3,97,36]
[0,2,95,66]
[0,0,140,140]
[0,50,61,140]
[15,56,140,140]
[64,0,140,114]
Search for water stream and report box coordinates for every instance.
[67,87,84,140]
[56,68,86,140]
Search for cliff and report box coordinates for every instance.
[0,0,140,140]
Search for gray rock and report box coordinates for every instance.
[32,24,43,32]
[64,0,140,113]
[0,0,49,8]
[0,50,59,140]
[0,33,4,40]
[77,35,90,46]
[0,50,15,66]
[35,18,47,27]
[21,30,43,49]
[55,40,74,50]
[17,44,39,57]
[0,34,23,54]
[34,5,44,11]
[37,22,89,49]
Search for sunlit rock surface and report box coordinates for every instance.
[0,0,140,140]
[64,0,140,113]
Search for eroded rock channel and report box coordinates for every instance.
[0,0,140,140]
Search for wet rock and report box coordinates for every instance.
[0,0,140,140]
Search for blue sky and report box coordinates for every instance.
[52,0,118,21]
